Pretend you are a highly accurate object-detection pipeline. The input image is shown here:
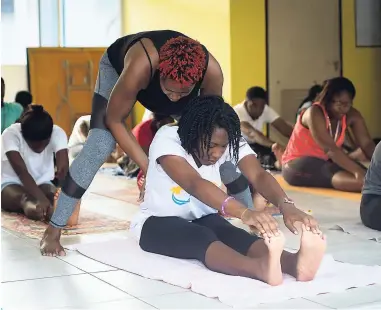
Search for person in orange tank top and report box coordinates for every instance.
[282,77,375,193]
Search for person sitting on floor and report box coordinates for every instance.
[296,84,323,120]
[131,113,174,191]
[360,142,381,231]
[1,105,68,221]
[15,90,33,113]
[1,77,24,133]
[234,86,293,170]
[282,77,375,193]
[130,95,326,286]
[295,82,372,165]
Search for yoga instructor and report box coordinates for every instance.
[40,30,247,255]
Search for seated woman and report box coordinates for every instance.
[282,77,375,192]
[130,95,326,286]
[360,142,381,231]
[295,82,372,165]
[1,105,68,221]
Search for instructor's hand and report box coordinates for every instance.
[241,209,280,238]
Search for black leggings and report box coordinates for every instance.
[283,157,342,188]
[360,194,381,231]
[139,214,260,264]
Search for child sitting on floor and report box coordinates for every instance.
[131,95,326,286]
[1,105,68,221]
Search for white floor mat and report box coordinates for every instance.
[74,237,381,308]
[329,222,381,243]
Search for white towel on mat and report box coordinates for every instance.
[74,237,381,308]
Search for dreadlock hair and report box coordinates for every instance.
[316,77,356,107]
[20,105,53,141]
[158,36,206,87]
[177,95,241,164]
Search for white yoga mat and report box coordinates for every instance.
[75,237,381,308]
[329,222,381,243]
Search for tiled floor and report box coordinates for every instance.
[2,175,381,309]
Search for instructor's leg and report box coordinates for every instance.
[219,161,254,209]
[49,93,116,228]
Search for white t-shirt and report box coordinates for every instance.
[129,125,255,240]
[68,115,91,148]
[1,123,68,185]
[234,101,280,132]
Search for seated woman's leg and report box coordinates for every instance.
[195,215,325,282]
[283,157,363,192]
[360,194,381,231]
[1,185,44,220]
[139,215,283,285]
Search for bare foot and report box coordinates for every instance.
[272,143,284,166]
[295,224,326,281]
[40,226,66,256]
[258,233,285,286]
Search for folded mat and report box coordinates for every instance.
[329,221,381,243]
[75,237,381,308]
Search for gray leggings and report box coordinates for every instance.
[49,53,253,228]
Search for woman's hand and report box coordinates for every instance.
[241,209,280,237]
[281,204,320,234]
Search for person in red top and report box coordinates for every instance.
[132,113,174,190]
[282,77,375,192]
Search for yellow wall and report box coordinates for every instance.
[122,0,231,124]
[341,0,381,138]
[230,0,266,105]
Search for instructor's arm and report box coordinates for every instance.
[105,44,152,175]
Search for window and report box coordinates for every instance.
[1,0,39,65]
[355,0,381,47]
[39,0,60,47]
[61,0,122,47]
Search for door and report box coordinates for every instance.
[267,0,341,140]
[27,48,133,135]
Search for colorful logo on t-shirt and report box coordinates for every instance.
[171,186,190,205]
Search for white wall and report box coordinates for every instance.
[1,65,28,102]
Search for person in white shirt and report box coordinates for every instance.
[234,87,293,170]
[67,115,91,162]
[130,95,326,286]
[1,105,68,221]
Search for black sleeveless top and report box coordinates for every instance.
[106,30,210,116]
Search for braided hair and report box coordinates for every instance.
[177,95,241,164]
